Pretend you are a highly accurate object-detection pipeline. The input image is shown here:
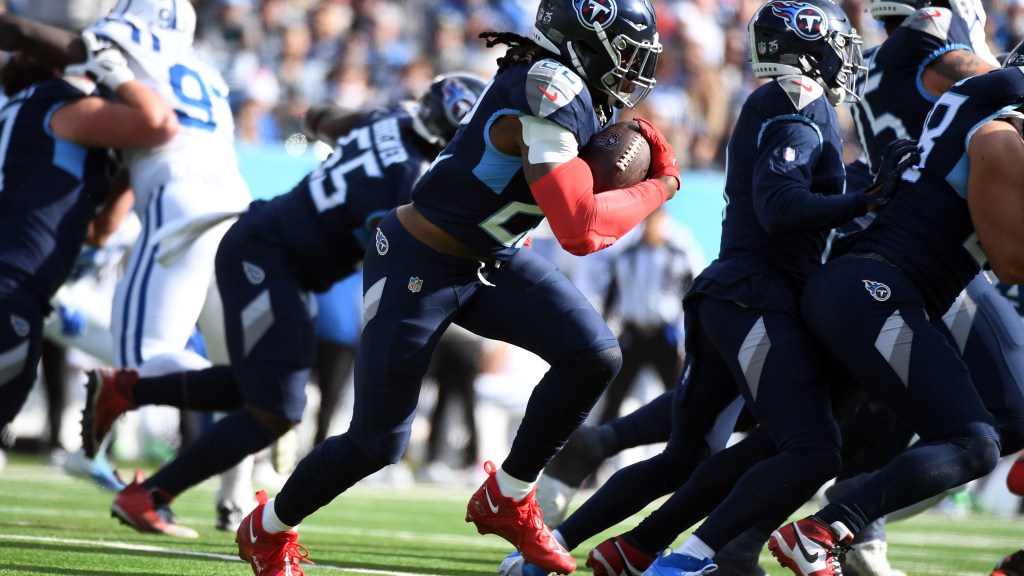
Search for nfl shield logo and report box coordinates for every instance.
[408,277,424,293]
[10,314,29,337]
[783,147,796,162]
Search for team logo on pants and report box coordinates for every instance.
[9,314,28,337]
[242,261,265,285]
[863,279,891,301]
[376,228,389,255]
[408,277,423,293]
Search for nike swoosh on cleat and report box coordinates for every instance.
[794,525,820,564]
[249,517,258,544]
[485,486,500,513]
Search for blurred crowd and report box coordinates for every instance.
[6,0,1024,171]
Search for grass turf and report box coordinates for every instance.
[0,454,1021,575]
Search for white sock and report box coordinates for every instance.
[261,498,297,534]
[677,535,715,561]
[496,468,535,502]
[552,528,567,548]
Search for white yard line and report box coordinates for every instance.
[0,534,445,576]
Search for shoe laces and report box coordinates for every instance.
[829,543,852,575]
[279,540,313,569]
[517,498,556,547]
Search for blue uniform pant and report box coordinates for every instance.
[272,210,620,525]
[802,255,1000,533]
[0,288,46,430]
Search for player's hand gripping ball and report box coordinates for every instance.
[579,120,652,192]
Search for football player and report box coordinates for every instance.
[230,0,679,573]
[496,0,876,574]
[769,36,1024,576]
[78,72,488,543]
[0,46,176,453]
[0,0,257,532]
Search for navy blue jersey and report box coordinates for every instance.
[0,79,111,300]
[689,76,863,312]
[854,67,1024,317]
[248,105,429,292]
[851,8,974,174]
[412,58,604,259]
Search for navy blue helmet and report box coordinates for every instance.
[749,0,866,106]
[532,0,662,109]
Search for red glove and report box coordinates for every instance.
[635,117,680,190]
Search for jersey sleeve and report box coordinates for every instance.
[751,118,866,236]
[523,58,602,149]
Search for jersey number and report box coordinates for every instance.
[0,102,23,191]
[309,126,382,212]
[169,64,218,132]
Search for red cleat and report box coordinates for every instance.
[237,490,312,576]
[768,517,853,576]
[82,367,138,458]
[1007,455,1024,497]
[586,535,657,576]
[467,461,576,574]
[111,470,198,538]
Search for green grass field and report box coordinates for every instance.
[0,454,1021,575]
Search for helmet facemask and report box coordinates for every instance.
[566,26,661,109]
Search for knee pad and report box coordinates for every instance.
[350,423,411,466]
[553,345,623,397]
[961,434,1001,478]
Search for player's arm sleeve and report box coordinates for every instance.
[752,120,867,237]
[530,156,669,256]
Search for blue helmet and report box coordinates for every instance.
[749,0,866,106]
[532,0,662,109]
[416,72,487,147]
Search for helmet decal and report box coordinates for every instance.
[769,1,829,41]
[575,0,617,31]
[441,78,477,126]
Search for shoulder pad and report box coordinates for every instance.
[525,58,587,118]
[904,7,953,40]
[776,75,825,111]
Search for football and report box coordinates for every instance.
[579,120,651,192]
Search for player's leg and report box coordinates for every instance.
[595,324,646,424]
[0,290,46,433]
[109,220,311,537]
[955,273,1024,456]
[457,247,620,574]
[633,300,842,569]
[773,256,1001,575]
[253,212,463,566]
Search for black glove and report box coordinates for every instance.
[867,138,920,210]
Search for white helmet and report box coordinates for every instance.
[107,0,197,45]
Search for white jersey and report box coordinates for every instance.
[89,15,248,209]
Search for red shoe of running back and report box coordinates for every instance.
[82,367,138,458]
[768,517,853,576]
[586,535,657,576]
[1007,456,1024,497]
[237,491,312,576]
[466,461,576,575]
